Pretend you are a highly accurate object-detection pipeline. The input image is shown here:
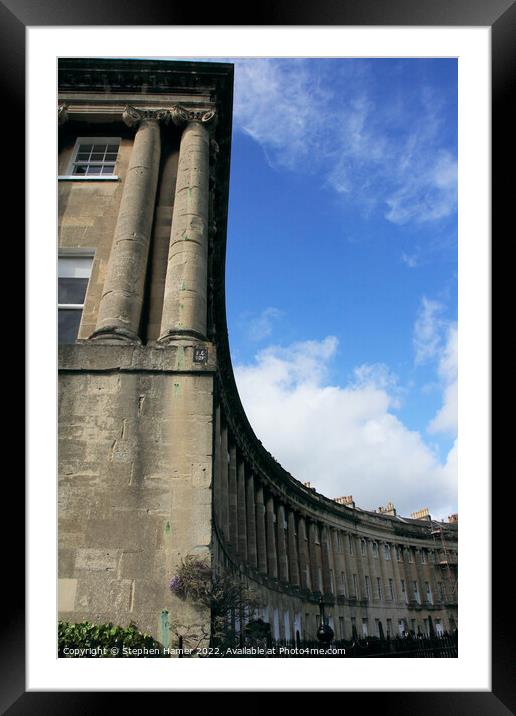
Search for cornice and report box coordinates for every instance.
[58,58,235,97]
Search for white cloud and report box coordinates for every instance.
[428,324,458,436]
[234,336,457,518]
[232,59,457,226]
[233,59,332,171]
[401,252,419,268]
[413,297,447,365]
[241,307,283,342]
[412,298,458,438]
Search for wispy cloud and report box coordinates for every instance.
[427,324,458,437]
[413,297,458,438]
[413,297,448,365]
[232,59,457,226]
[234,336,456,518]
[240,306,284,342]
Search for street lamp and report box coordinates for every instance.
[316,595,334,648]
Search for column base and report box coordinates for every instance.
[157,329,207,344]
[88,326,142,345]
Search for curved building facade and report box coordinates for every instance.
[57,58,457,649]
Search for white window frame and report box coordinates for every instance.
[59,136,121,180]
[58,249,95,342]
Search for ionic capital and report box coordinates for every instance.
[58,103,68,126]
[170,104,217,128]
[122,105,171,128]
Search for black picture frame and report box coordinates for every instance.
[10,0,511,709]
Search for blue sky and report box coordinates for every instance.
[213,58,457,519]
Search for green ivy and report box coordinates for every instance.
[58,621,165,657]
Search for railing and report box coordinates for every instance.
[257,632,458,658]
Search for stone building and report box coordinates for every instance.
[58,57,458,650]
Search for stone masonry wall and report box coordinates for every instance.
[58,343,215,648]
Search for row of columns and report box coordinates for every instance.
[88,104,215,344]
[215,408,445,606]
[215,408,338,594]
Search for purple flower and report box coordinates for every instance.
[169,576,182,593]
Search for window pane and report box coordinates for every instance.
[78,144,93,152]
[107,144,119,152]
[73,165,87,175]
[58,309,83,344]
[86,165,102,175]
[76,153,90,161]
[101,165,115,174]
[90,153,104,161]
[58,256,93,279]
[92,144,107,152]
[105,153,118,161]
[58,277,89,304]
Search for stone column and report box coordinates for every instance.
[287,510,300,586]
[297,515,310,590]
[397,544,410,604]
[365,539,379,602]
[228,443,238,549]
[158,106,216,343]
[245,471,258,568]
[276,503,289,583]
[320,526,332,594]
[413,548,426,605]
[332,529,346,596]
[404,546,418,602]
[377,542,391,604]
[255,484,268,574]
[342,531,355,598]
[390,543,403,605]
[353,534,366,600]
[214,403,222,532]
[265,494,278,578]
[220,421,229,541]
[90,107,165,343]
[426,550,441,605]
[308,521,322,593]
[237,460,248,561]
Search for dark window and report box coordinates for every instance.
[58,255,93,343]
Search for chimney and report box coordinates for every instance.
[377,501,397,516]
[410,507,431,521]
[334,495,355,508]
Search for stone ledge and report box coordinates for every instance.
[59,342,217,373]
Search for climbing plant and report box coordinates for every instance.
[169,555,262,653]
